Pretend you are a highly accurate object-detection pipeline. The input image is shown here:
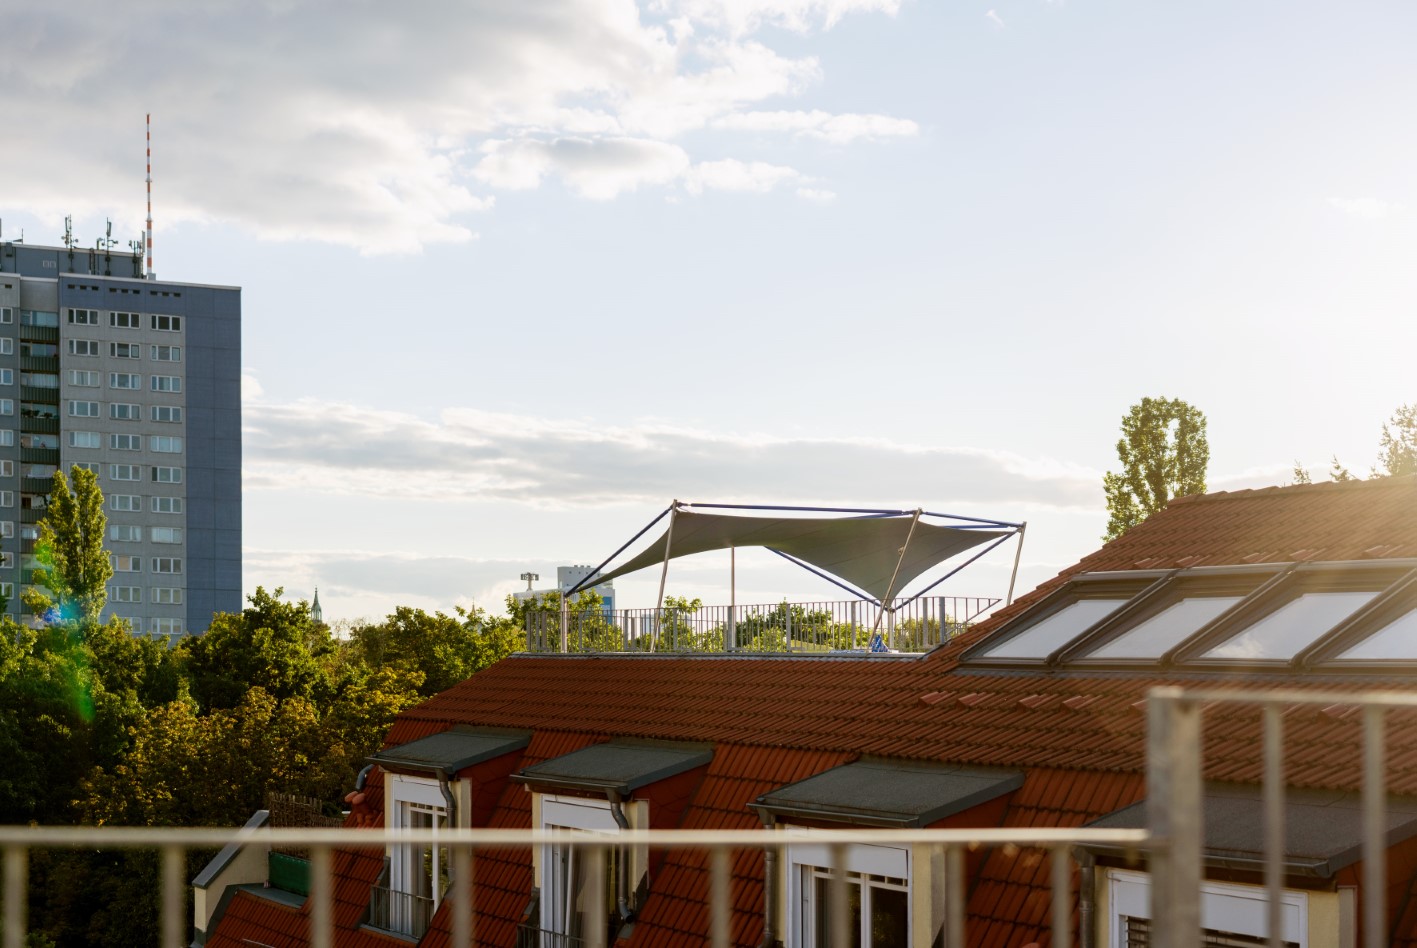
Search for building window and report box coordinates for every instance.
[68,401,100,417]
[0,553,12,570]
[152,314,181,332]
[152,557,182,574]
[0,462,11,478]
[110,312,141,329]
[67,309,99,326]
[0,308,11,324]
[110,403,140,420]
[73,461,100,475]
[68,340,99,357]
[110,433,141,451]
[109,464,142,481]
[110,586,142,603]
[152,467,182,484]
[0,339,10,356]
[0,431,12,448]
[111,494,141,512]
[151,405,183,423]
[151,527,182,544]
[110,342,141,360]
[151,345,181,362]
[152,587,184,605]
[539,797,627,942]
[0,400,11,416]
[109,525,142,542]
[151,496,183,514]
[109,372,141,390]
[149,436,182,454]
[0,493,12,508]
[787,842,910,948]
[69,431,100,449]
[0,584,12,600]
[0,370,10,386]
[1107,870,1308,947]
[380,776,451,938]
[151,618,182,636]
[67,370,100,387]
[150,375,181,393]
[0,522,12,540]
[111,555,141,573]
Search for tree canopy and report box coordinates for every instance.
[23,467,113,624]
[1102,397,1209,541]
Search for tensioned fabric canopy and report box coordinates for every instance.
[588,510,1009,603]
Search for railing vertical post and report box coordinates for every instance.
[710,846,731,948]
[559,599,569,653]
[161,844,184,948]
[310,844,332,948]
[1147,687,1202,948]
[585,845,608,948]
[785,605,793,652]
[1051,845,1072,948]
[938,597,948,641]
[851,601,859,649]
[1263,703,1285,948]
[944,843,965,948]
[1363,706,1387,948]
[829,843,850,948]
[4,847,26,948]
[452,844,474,948]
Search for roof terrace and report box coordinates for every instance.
[521,500,1023,655]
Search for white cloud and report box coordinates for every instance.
[685,158,802,194]
[986,9,1006,28]
[243,398,1102,511]
[8,1,914,252]
[713,109,920,143]
[796,187,838,203]
[241,372,264,401]
[1327,197,1397,220]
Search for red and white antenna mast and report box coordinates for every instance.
[145,114,155,279]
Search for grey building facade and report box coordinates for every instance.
[0,240,240,636]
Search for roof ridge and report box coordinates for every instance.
[1173,473,1417,506]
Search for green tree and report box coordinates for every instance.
[1102,397,1209,541]
[24,467,113,624]
[1374,403,1417,478]
[348,604,522,695]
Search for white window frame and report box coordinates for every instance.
[152,405,183,423]
[786,838,911,948]
[0,339,10,356]
[150,375,181,393]
[1106,869,1308,948]
[0,399,11,416]
[540,796,623,940]
[388,775,453,934]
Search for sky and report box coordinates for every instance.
[4,0,1415,623]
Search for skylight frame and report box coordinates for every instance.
[1172,561,1417,669]
[959,570,1170,667]
[1295,569,1417,670]
[1057,563,1290,668]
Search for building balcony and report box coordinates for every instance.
[522,595,1000,655]
[20,386,58,404]
[19,415,59,435]
[21,478,53,495]
[19,356,58,373]
[19,507,43,524]
[18,325,58,344]
[367,884,435,941]
[20,448,59,465]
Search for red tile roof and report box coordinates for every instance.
[207,477,1417,947]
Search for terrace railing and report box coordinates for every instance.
[523,596,1002,654]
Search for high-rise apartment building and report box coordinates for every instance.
[0,240,240,636]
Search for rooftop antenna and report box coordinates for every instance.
[145,113,155,280]
[520,572,540,592]
[63,215,75,271]
[102,219,116,275]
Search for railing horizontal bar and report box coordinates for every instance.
[0,825,1152,849]
[1152,687,1417,708]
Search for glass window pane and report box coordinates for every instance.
[1087,597,1245,660]
[981,599,1130,659]
[1201,591,1380,661]
[1337,607,1417,660]
[869,885,909,947]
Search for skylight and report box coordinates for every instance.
[1334,606,1417,661]
[1085,596,1245,661]
[1200,591,1380,662]
[980,598,1129,659]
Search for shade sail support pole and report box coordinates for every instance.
[873,509,922,637]
[651,501,679,653]
[1006,521,1028,606]
[728,545,736,652]
[567,503,674,597]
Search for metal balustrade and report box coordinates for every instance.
[524,596,1001,654]
[0,686,1409,948]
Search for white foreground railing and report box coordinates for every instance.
[0,686,1409,948]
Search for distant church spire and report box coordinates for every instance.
[311,587,323,625]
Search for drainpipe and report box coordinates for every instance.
[606,791,633,922]
[1077,849,1095,948]
[435,769,458,829]
[354,764,374,792]
[756,811,778,948]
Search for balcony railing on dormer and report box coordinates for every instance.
[522,595,1001,655]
